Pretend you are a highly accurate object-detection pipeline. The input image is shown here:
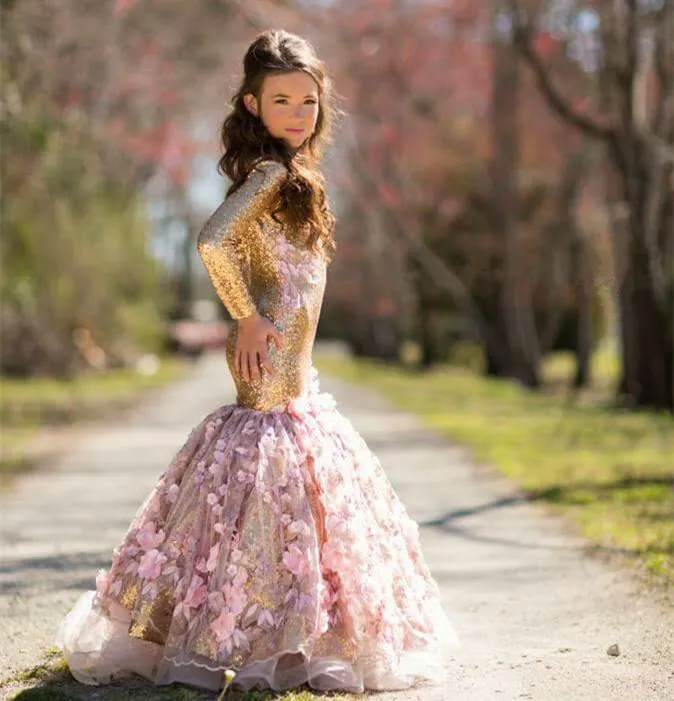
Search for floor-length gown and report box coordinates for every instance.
[55,159,460,693]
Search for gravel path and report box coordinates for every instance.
[1,349,672,700]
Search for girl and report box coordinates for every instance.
[56,29,459,694]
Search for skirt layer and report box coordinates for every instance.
[55,372,459,693]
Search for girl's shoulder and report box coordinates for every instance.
[249,158,288,183]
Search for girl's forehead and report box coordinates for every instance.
[262,71,318,97]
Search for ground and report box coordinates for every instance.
[1,348,672,700]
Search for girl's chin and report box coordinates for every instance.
[281,139,306,153]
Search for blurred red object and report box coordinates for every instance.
[169,320,230,354]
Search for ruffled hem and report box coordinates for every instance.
[55,591,456,692]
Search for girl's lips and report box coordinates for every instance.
[285,128,304,133]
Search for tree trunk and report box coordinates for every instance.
[490,36,540,388]
[618,227,673,410]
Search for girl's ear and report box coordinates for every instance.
[243,93,259,116]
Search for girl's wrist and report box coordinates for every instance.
[237,311,260,327]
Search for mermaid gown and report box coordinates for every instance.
[55,160,460,693]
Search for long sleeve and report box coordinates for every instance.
[196,160,287,320]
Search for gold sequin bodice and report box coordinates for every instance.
[197,160,327,411]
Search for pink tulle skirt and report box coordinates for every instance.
[55,371,460,693]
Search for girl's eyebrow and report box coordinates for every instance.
[271,93,318,99]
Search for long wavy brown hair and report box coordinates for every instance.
[218,29,338,258]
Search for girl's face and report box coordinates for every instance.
[244,71,319,150]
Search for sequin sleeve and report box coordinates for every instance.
[196,160,287,320]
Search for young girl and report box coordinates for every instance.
[56,29,459,694]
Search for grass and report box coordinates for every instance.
[0,648,359,701]
[314,348,674,598]
[0,356,189,489]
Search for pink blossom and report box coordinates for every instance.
[287,396,309,420]
[137,549,167,580]
[233,566,248,588]
[206,543,220,572]
[166,484,180,503]
[280,514,292,526]
[210,608,236,643]
[321,541,341,572]
[183,574,207,611]
[136,521,165,551]
[288,519,310,537]
[257,609,274,627]
[283,544,309,579]
[222,581,247,616]
[206,492,218,506]
[207,590,225,613]
[232,628,250,650]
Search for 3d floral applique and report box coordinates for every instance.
[274,235,324,310]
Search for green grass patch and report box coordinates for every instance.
[314,352,673,597]
[0,356,189,488]
[1,648,359,701]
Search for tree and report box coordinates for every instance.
[510,0,674,410]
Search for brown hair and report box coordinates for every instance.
[218,29,338,257]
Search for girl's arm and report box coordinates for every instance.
[196,160,286,319]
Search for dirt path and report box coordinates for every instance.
[1,349,672,700]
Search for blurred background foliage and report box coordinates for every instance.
[0,0,671,405]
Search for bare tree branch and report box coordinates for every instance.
[508,2,615,143]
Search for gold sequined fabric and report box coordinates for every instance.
[197,160,327,411]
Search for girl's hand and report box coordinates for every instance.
[235,312,284,382]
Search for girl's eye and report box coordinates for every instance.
[273,99,317,105]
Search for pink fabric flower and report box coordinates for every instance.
[137,549,167,580]
[222,581,247,616]
[274,235,323,310]
[206,543,220,572]
[321,540,342,572]
[183,574,208,611]
[288,519,310,537]
[210,608,236,643]
[283,543,309,579]
[233,566,248,588]
[257,609,274,627]
[166,484,180,503]
[136,521,165,551]
[287,396,309,420]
